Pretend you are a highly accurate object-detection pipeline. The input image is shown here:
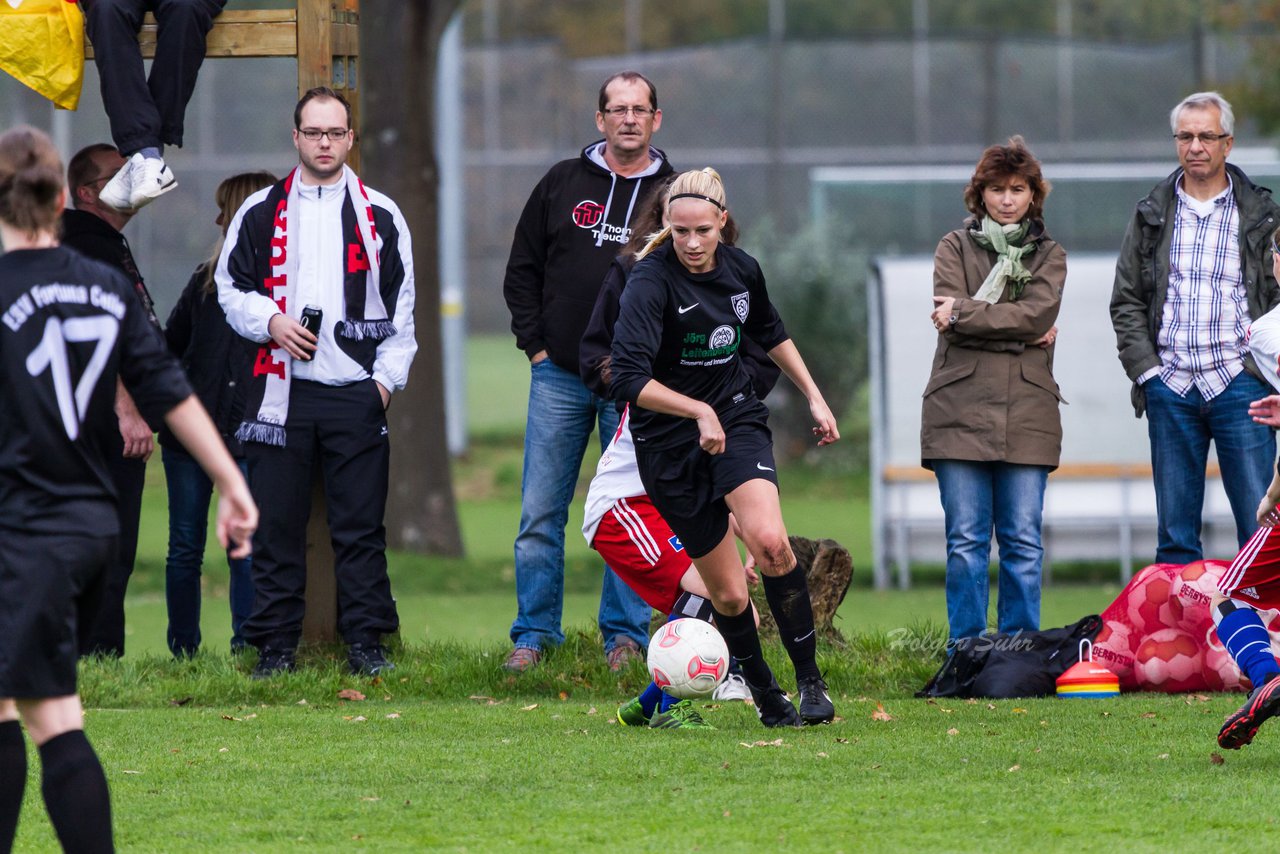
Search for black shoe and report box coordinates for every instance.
[251,647,296,679]
[1219,672,1280,749]
[797,675,835,725]
[348,643,395,676]
[748,675,801,728]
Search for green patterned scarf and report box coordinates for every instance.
[968,217,1033,303]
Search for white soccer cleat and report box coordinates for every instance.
[712,671,751,701]
[127,154,177,209]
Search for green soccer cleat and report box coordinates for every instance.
[617,696,652,727]
[649,700,715,730]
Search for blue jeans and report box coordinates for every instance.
[1145,372,1275,564]
[163,446,254,656]
[934,460,1049,642]
[510,359,652,652]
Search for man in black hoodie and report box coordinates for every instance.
[60,143,164,658]
[501,71,674,672]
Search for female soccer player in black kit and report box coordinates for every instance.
[609,167,840,727]
[0,126,258,852]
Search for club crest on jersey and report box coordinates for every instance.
[668,535,685,552]
[731,292,750,323]
[709,325,736,349]
[572,200,604,229]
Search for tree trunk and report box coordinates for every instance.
[360,0,465,555]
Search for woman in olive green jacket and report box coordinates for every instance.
[922,135,1068,644]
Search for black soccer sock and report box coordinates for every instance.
[712,603,774,689]
[762,569,821,683]
[0,720,26,852]
[670,591,715,623]
[38,730,113,854]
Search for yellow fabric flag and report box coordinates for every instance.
[0,0,85,110]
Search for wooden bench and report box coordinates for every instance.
[86,0,362,642]
[876,461,1235,590]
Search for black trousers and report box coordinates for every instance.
[81,0,226,153]
[242,379,398,650]
[77,437,145,659]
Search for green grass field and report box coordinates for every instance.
[8,335,1252,852]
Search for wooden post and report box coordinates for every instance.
[296,0,361,644]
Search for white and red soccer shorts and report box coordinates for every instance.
[1220,524,1280,611]
[590,495,692,615]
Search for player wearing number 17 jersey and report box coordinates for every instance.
[0,125,257,852]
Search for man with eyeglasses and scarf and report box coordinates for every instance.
[1111,91,1280,568]
[217,87,417,679]
[501,71,674,673]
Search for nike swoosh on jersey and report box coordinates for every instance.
[756,462,774,472]
[793,629,816,643]
[677,303,699,314]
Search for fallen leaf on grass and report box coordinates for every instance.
[338,689,366,702]
[296,699,308,706]
[170,749,180,754]
[722,810,731,818]
[385,713,401,719]
[587,707,598,716]
[721,762,730,770]
[361,797,381,802]
[1157,753,1170,759]
[122,770,141,775]
[738,739,785,748]
[218,748,229,753]
[220,714,240,722]
[870,763,882,769]
[986,703,997,710]
[816,752,828,758]
[558,691,569,701]
[1140,712,1157,719]
[947,728,959,736]
[244,714,257,720]
[1210,752,1225,765]
[1100,711,1112,717]
[1008,765,1021,772]
[351,716,367,723]
[1012,708,1027,714]
[835,737,849,744]
[169,697,193,707]
[468,695,502,706]
[520,704,539,712]
[871,703,894,722]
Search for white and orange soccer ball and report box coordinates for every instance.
[647,619,730,699]
[1132,628,1203,692]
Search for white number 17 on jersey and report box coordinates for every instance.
[26,315,120,440]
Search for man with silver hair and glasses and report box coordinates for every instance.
[1111,91,1280,566]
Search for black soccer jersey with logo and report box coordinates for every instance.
[0,247,191,534]
[610,242,788,450]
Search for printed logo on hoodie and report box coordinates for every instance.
[572,200,604,229]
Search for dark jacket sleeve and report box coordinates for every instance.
[503,176,550,360]
[117,275,194,424]
[1110,210,1161,382]
[609,260,667,404]
[580,258,628,398]
[164,267,205,359]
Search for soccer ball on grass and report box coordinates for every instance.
[647,618,730,699]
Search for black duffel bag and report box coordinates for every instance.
[916,615,1103,699]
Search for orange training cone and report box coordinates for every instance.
[1057,639,1120,698]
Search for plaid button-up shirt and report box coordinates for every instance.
[1154,176,1250,399]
